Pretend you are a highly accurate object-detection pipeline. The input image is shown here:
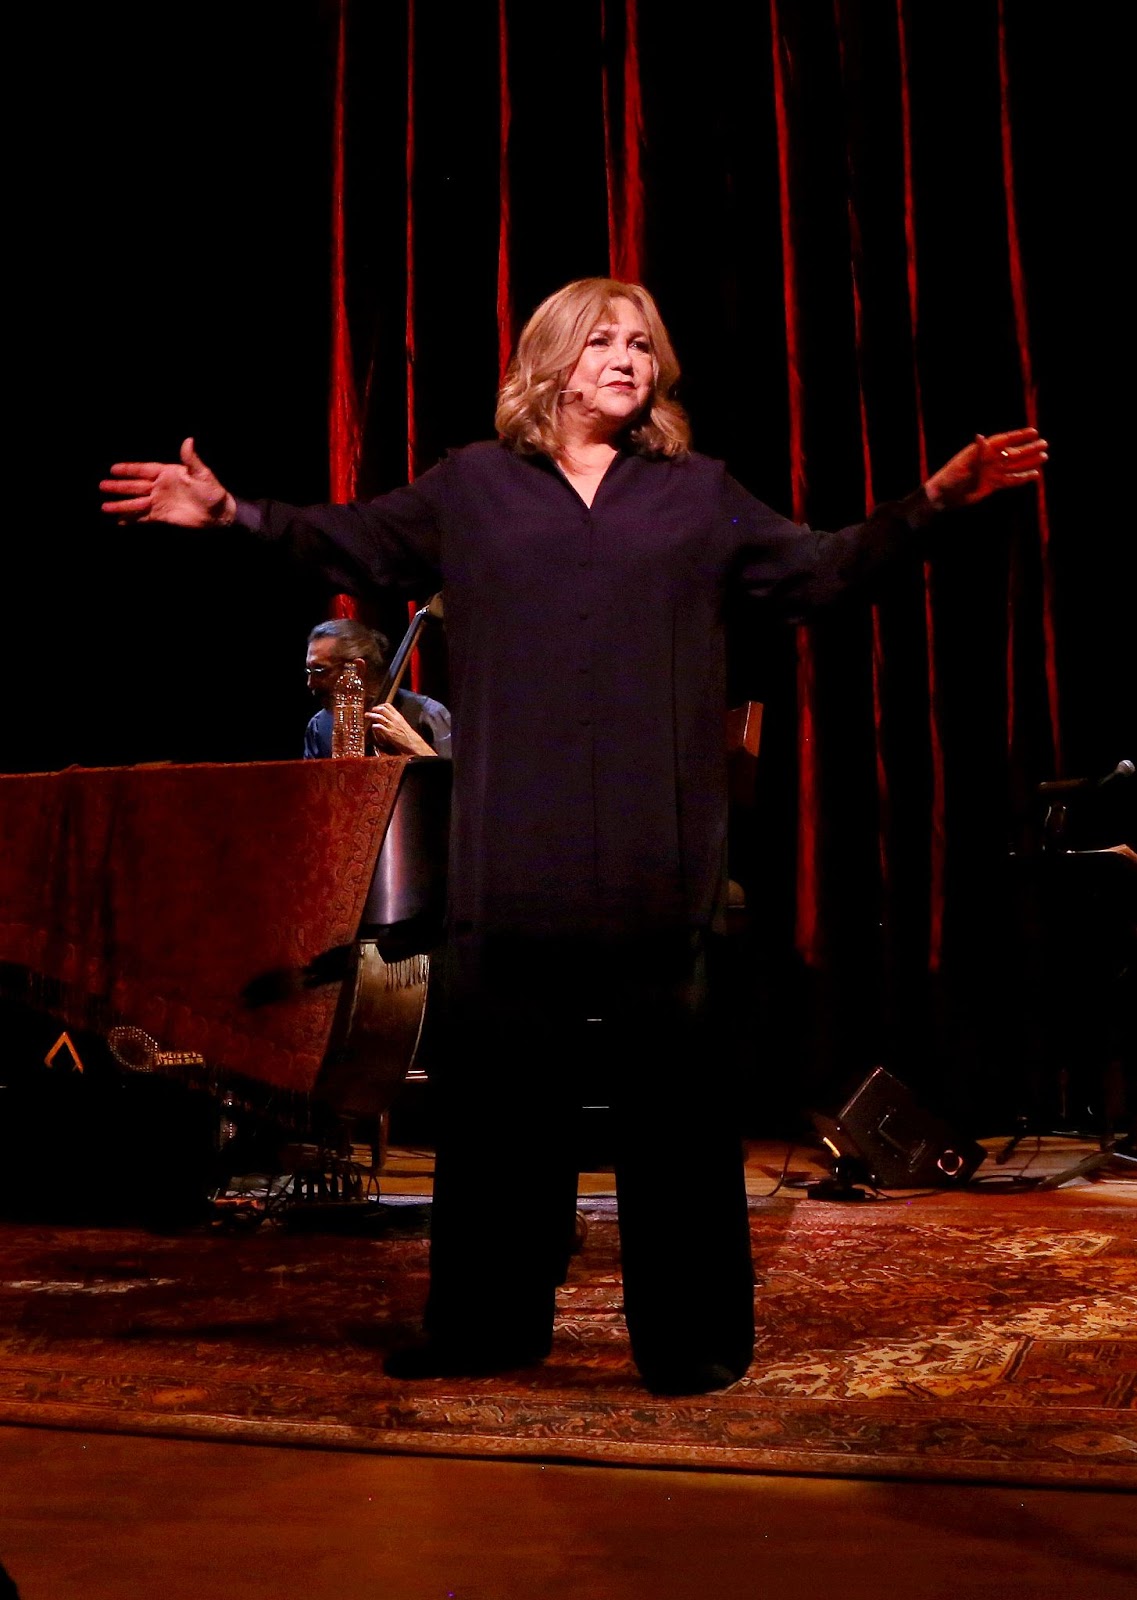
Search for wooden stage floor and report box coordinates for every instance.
[2,1136,1134,1600]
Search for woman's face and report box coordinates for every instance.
[561,297,654,440]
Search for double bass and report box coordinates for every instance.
[315,596,450,1120]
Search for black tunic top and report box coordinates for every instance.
[247,441,933,940]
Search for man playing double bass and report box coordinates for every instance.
[303,616,452,761]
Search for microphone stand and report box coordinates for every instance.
[999,763,1136,1188]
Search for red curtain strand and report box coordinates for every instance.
[998,0,1060,773]
[328,0,361,621]
[770,0,820,965]
[619,0,645,282]
[602,0,645,282]
[496,0,514,380]
[834,1,890,932]
[896,0,927,488]
[404,0,418,486]
[897,0,946,970]
[404,0,421,686]
[601,1,618,273]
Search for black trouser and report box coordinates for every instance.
[423,927,755,1380]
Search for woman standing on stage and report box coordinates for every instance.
[102,277,1046,1393]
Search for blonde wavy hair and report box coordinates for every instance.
[495,278,690,459]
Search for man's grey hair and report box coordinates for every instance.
[307,618,390,693]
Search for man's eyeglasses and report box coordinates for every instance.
[305,664,340,680]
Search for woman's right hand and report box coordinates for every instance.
[99,437,236,527]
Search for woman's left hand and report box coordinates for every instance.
[925,427,1048,510]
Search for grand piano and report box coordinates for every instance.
[0,754,450,1128]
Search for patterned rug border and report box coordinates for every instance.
[2,1401,1133,1490]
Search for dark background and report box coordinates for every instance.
[9,1,1133,1140]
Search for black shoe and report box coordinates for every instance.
[640,1360,748,1396]
[383,1338,546,1380]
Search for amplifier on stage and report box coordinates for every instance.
[813,1067,987,1190]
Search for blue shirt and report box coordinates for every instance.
[303,687,452,760]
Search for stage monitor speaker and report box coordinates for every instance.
[817,1067,986,1189]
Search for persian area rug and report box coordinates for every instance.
[1,1195,1135,1487]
